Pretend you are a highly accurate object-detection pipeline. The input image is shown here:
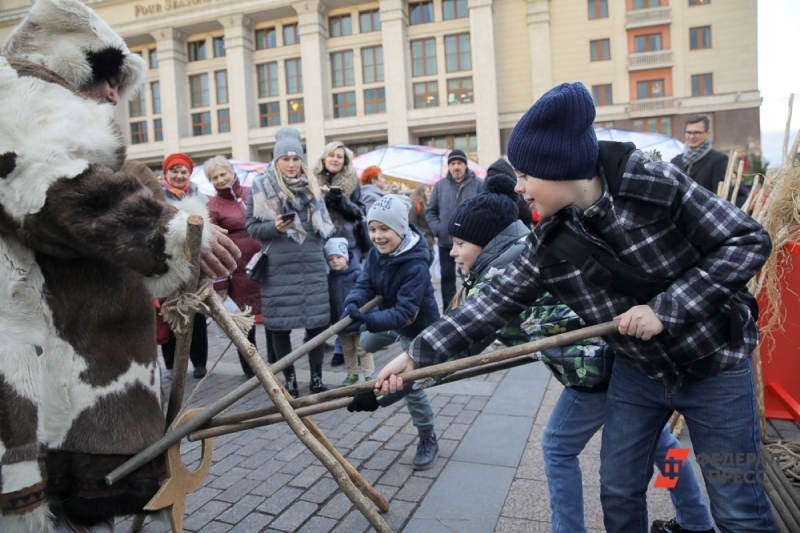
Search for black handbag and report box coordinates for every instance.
[245,241,272,283]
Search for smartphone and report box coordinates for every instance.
[329,186,342,194]
[281,212,297,222]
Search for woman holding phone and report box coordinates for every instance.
[246,128,335,397]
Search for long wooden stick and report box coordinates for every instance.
[721,150,737,201]
[729,160,744,205]
[105,297,381,484]
[166,216,205,426]
[782,94,794,166]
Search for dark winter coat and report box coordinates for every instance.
[409,200,434,251]
[361,184,386,212]
[328,259,362,324]
[670,149,729,194]
[207,179,262,313]
[426,169,484,247]
[316,168,366,249]
[344,226,440,338]
[246,170,330,330]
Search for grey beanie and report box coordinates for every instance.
[324,237,349,260]
[273,127,304,162]
[367,194,411,238]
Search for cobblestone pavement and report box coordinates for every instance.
[118,289,800,532]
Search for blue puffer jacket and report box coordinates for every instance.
[344,225,440,337]
[328,259,361,324]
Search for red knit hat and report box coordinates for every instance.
[163,153,194,174]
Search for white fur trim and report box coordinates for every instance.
[1,461,42,494]
[0,503,54,533]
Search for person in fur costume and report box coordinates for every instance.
[0,0,240,531]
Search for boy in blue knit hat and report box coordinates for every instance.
[374,83,776,533]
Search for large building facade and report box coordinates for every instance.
[0,0,760,167]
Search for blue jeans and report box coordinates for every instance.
[543,386,712,533]
[600,357,777,533]
[360,330,435,437]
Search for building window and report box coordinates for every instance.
[129,85,146,117]
[130,121,147,144]
[283,24,299,46]
[690,26,711,50]
[189,74,209,108]
[364,88,386,114]
[634,116,671,136]
[192,112,212,136]
[213,37,225,58]
[285,58,303,94]
[148,49,158,69]
[350,141,387,155]
[691,73,713,96]
[360,10,381,32]
[413,81,439,108]
[218,109,230,133]
[590,39,611,61]
[329,14,352,37]
[187,40,206,62]
[636,79,664,99]
[259,102,281,127]
[420,132,477,160]
[596,121,614,129]
[445,33,471,73]
[633,0,660,8]
[214,71,228,105]
[588,0,608,19]
[288,98,304,123]
[333,92,357,118]
[151,81,161,114]
[447,77,473,105]
[257,62,279,98]
[442,0,467,20]
[255,27,277,50]
[411,38,437,77]
[634,33,662,52]
[331,51,354,88]
[592,84,612,106]
[409,1,433,25]
[689,0,710,5]
[362,46,384,84]
[154,118,163,141]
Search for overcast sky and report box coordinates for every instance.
[758,0,800,167]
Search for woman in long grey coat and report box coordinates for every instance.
[246,128,335,397]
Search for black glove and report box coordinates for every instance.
[340,303,360,322]
[347,391,380,412]
[341,321,363,336]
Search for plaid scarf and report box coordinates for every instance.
[681,138,712,173]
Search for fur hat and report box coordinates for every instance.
[448,174,519,248]
[367,194,411,238]
[273,127,305,162]
[507,82,599,181]
[2,0,146,102]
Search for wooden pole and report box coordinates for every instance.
[729,159,745,205]
[782,94,794,166]
[105,297,382,486]
[165,216,205,427]
[721,151,737,201]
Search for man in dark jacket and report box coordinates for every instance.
[670,114,729,193]
[425,149,484,312]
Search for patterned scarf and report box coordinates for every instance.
[161,175,191,199]
[681,138,712,173]
[251,165,334,244]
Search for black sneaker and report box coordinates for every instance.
[331,353,344,367]
[412,434,439,471]
[650,518,714,533]
[193,367,207,379]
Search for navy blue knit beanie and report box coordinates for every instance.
[448,174,519,248]
[507,82,599,181]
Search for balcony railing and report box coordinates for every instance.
[629,97,675,113]
[627,50,674,70]
[625,6,672,28]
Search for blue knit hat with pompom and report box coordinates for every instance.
[507,82,599,181]
[448,174,519,248]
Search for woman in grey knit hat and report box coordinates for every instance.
[246,128,335,397]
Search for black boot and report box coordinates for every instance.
[283,367,299,398]
[310,363,328,393]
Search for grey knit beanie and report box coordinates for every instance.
[367,194,411,238]
[273,127,304,162]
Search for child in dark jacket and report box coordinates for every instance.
[325,237,374,385]
[342,194,441,470]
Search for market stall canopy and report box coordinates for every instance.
[352,145,487,187]
[594,128,685,162]
[191,160,270,197]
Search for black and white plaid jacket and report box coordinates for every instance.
[408,143,771,389]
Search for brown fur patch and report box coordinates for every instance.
[6,57,80,96]
[0,151,17,178]
[0,374,39,462]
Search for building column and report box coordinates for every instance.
[380,0,410,146]
[152,27,187,155]
[527,0,553,102]
[468,0,500,164]
[221,14,257,161]
[293,0,328,161]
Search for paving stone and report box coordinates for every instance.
[183,500,231,531]
[269,501,318,532]
[453,408,479,426]
[297,516,338,533]
[214,478,262,503]
[331,509,370,533]
[378,462,413,487]
[465,397,489,411]
[384,498,417,531]
[368,424,398,442]
[453,414,534,468]
[332,428,368,449]
[236,437,277,459]
[227,511,274,533]
[393,473,434,502]
[184,486,222,515]
[374,483,399,502]
[246,458,286,481]
[384,432,416,452]
[257,486,304,515]
[300,476,339,503]
[289,464,327,488]
[278,451,316,475]
[208,466,252,490]
[216,494,263,525]
[441,422,470,441]
[437,438,460,459]
[384,411,411,427]
[348,438,382,460]
[273,441,307,462]
[237,448,278,470]
[317,491,354,520]
[364,448,402,470]
[438,402,465,417]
